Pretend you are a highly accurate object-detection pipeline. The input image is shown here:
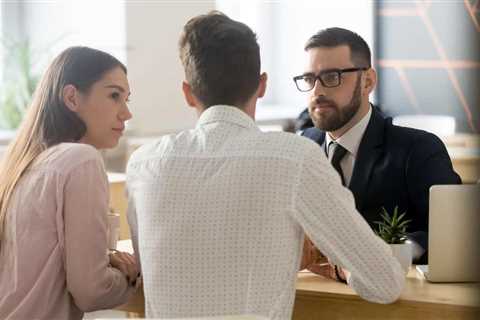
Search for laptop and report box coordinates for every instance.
[416,184,480,282]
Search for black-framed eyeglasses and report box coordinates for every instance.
[293,67,369,92]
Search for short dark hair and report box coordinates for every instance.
[305,27,371,68]
[179,11,260,108]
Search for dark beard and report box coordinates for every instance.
[311,75,362,132]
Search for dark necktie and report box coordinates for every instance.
[329,142,348,186]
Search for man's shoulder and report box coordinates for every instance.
[383,121,447,154]
[301,127,325,145]
[127,131,192,166]
[126,129,324,169]
[258,131,323,157]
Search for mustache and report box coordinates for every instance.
[313,96,336,106]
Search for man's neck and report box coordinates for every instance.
[243,102,256,120]
[328,102,371,140]
[195,102,257,121]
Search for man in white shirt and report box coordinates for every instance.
[127,12,404,319]
[295,28,461,269]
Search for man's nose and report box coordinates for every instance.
[312,78,326,96]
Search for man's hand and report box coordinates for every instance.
[300,237,348,283]
[300,236,327,270]
[307,261,336,279]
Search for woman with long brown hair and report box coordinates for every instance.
[0,46,138,319]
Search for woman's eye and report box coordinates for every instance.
[111,92,120,100]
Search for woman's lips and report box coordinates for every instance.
[112,128,124,135]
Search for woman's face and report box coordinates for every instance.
[75,66,132,149]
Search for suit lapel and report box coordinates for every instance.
[348,108,385,211]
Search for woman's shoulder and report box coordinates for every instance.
[37,143,104,173]
[54,142,99,157]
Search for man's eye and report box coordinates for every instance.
[111,92,120,99]
[304,77,315,85]
[322,73,338,83]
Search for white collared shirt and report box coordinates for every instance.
[126,105,404,319]
[325,106,372,186]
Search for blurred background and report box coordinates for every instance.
[0,0,478,176]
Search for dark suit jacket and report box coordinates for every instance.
[302,107,462,263]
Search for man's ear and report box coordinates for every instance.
[182,81,197,108]
[363,68,377,96]
[257,72,268,98]
[63,85,80,112]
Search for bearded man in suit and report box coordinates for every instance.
[294,27,461,269]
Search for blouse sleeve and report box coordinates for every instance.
[63,154,134,312]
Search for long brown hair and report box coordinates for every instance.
[0,46,126,246]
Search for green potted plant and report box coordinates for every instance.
[0,39,41,130]
[374,206,412,274]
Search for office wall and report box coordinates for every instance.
[14,1,214,137]
[375,1,480,133]
[22,1,127,73]
[125,1,215,136]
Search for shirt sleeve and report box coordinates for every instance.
[292,146,405,304]
[63,155,134,312]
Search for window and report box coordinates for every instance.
[0,0,126,130]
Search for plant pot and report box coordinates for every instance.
[390,243,412,275]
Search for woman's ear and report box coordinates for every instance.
[63,84,80,112]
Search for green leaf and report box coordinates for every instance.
[0,38,44,129]
[375,205,411,244]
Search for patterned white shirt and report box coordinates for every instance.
[127,105,404,320]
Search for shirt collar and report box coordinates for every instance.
[196,105,259,131]
[326,105,372,158]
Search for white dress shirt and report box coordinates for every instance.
[325,106,372,186]
[127,106,404,319]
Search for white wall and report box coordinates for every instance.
[22,0,127,74]
[125,1,215,136]
[16,0,214,136]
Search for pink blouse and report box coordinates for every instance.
[0,143,134,320]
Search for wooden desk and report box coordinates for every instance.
[114,241,480,319]
[294,270,480,320]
